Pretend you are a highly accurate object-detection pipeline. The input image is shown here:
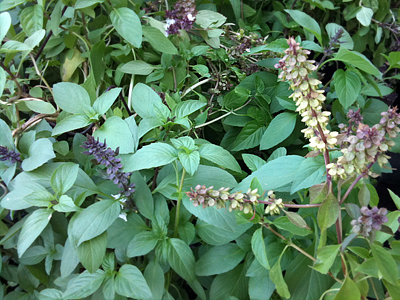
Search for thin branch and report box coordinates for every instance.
[29,53,54,97]
[0,60,23,100]
[182,78,212,97]
[12,113,59,137]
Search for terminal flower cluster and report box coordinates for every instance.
[164,0,196,36]
[186,185,283,215]
[82,135,135,197]
[0,145,21,164]
[350,206,388,237]
[274,37,338,152]
[330,107,400,179]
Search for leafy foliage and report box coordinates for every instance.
[0,0,400,299]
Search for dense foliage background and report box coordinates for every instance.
[0,0,400,299]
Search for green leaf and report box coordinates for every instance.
[249,275,275,300]
[71,200,121,246]
[124,143,177,172]
[333,277,361,300]
[63,270,105,299]
[127,231,159,257]
[0,40,31,53]
[1,182,47,210]
[332,48,381,77]
[371,242,398,284]
[284,211,311,230]
[313,245,341,274]
[325,23,353,50]
[19,245,47,265]
[209,264,248,300]
[285,9,322,44]
[50,163,79,195]
[242,154,266,172]
[24,29,45,49]
[232,121,266,151]
[383,280,400,300]
[199,144,241,173]
[18,209,53,257]
[52,114,92,136]
[0,68,5,98]
[178,222,195,244]
[39,288,63,299]
[75,0,104,9]
[356,7,374,26]
[115,264,152,299]
[60,238,80,278]
[291,157,325,193]
[0,119,14,149]
[333,70,361,109]
[0,12,11,42]
[21,138,56,172]
[382,52,400,71]
[110,7,142,48]
[107,212,148,248]
[235,155,305,192]
[389,189,400,210]
[195,10,226,28]
[120,61,155,75]
[76,232,107,273]
[270,258,290,299]
[93,116,135,154]
[129,171,154,220]
[144,260,165,300]
[196,219,252,245]
[20,5,43,36]
[167,238,196,282]
[317,193,339,231]
[273,216,312,236]
[24,190,55,207]
[143,26,178,54]
[0,0,27,11]
[223,87,251,110]
[131,83,162,118]
[25,100,56,114]
[260,112,297,150]
[196,244,246,276]
[93,88,121,115]
[251,228,270,270]
[178,151,200,176]
[173,100,206,119]
[53,83,92,114]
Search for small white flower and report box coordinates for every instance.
[118,212,128,222]
[112,194,121,200]
[245,48,251,53]
[187,13,195,21]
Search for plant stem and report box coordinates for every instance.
[182,78,212,97]
[263,223,342,283]
[173,168,186,238]
[29,54,54,97]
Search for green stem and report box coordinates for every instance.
[173,168,186,238]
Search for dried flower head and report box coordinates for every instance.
[351,206,389,237]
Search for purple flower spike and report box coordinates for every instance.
[82,135,135,197]
[0,145,22,164]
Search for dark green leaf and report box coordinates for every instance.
[232,121,266,151]
[127,231,159,257]
[196,219,252,245]
[167,238,196,282]
[196,244,246,276]
[333,70,361,109]
[63,270,105,299]
[209,264,248,300]
[76,232,107,273]
[242,154,266,172]
[71,200,120,246]
[251,228,270,270]
[120,61,155,75]
[332,48,381,77]
[115,264,152,298]
[144,260,165,300]
[285,9,322,44]
[260,112,297,150]
[20,5,43,36]
[223,87,251,110]
[291,156,325,193]
[143,26,178,54]
[371,242,398,284]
